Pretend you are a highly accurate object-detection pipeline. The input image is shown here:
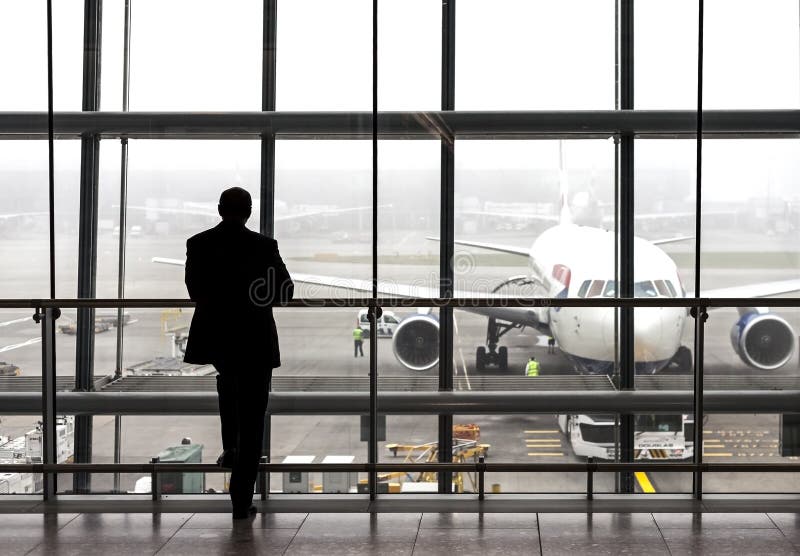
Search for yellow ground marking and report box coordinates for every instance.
[527,452,564,457]
[634,472,656,494]
[703,452,733,457]
[524,430,560,434]
[525,444,562,448]
[526,439,562,443]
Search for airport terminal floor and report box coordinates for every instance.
[6,501,800,555]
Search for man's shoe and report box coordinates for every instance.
[216,450,236,468]
[232,505,257,520]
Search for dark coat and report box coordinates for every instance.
[183,220,293,369]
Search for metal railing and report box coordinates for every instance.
[2,296,800,501]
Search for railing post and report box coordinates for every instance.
[151,457,161,501]
[478,455,485,500]
[587,456,594,500]
[259,455,268,500]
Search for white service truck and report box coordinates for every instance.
[558,413,694,460]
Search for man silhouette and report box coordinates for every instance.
[183,187,293,519]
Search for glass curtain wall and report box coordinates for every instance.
[1,0,800,497]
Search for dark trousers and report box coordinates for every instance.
[354,340,364,357]
[215,366,271,512]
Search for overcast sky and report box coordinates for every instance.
[1,0,799,201]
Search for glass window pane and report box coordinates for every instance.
[129,0,263,110]
[456,0,615,109]
[277,0,371,110]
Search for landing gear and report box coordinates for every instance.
[669,345,692,372]
[475,317,515,371]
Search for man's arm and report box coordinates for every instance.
[270,238,294,304]
[185,237,209,304]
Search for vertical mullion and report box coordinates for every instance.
[259,0,277,500]
[43,0,57,500]
[74,0,103,495]
[618,0,635,494]
[693,0,705,500]
[113,0,132,494]
[438,0,455,495]
[368,0,379,500]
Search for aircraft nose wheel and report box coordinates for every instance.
[476,318,512,371]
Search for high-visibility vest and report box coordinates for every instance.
[353,328,364,341]
[525,360,540,377]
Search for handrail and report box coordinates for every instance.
[2,297,800,309]
[3,461,800,474]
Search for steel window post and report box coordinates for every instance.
[617,0,635,494]
[438,0,456,495]
[259,0,278,500]
[74,0,103,494]
[369,0,379,500]
[113,0,132,494]
[693,0,706,499]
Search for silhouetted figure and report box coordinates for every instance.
[183,187,293,519]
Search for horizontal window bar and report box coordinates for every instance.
[4,390,800,414]
[0,462,798,474]
[0,110,799,139]
[2,297,800,309]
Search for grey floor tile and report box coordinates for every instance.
[182,511,307,529]
[653,512,777,530]
[420,512,538,529]
[293,512,421,543]
[412,528,540,556]
[26,542,159,556]
[54,513,192,545]
[0,513,79,541]
[661,527,798,555]
[540,539,670,556]
[157,528,297,556]
[285,540,415,556]
[538,512,662,542]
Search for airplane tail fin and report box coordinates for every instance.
[558,140,573,226]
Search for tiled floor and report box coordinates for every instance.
[5,511,800,555]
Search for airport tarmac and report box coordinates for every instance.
[1,227,800,495]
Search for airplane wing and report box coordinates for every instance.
[291,273,546,330]
[651,235,694,246]
[426,236,530,257]
[151,257,547,330]
[152,257,187,267]
[460,210,559,225]
[694,279,800,300]
[0,212,48,221]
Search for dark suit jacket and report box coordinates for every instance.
[183,220,293,369]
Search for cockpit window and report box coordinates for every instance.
[666,280,678,298]
[654,280,670,297]
[602,280,616,297]
[634,281,658,297]
[577,280,591,298]
[587,280,604,298]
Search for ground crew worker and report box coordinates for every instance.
[525,356,540,377]
[353,326,364,357]
[547,336,556,354]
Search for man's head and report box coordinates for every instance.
[218,187,252,224]
[530,357,535,361]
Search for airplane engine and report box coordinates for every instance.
[730,310,796,370]
[392,314,439,371]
